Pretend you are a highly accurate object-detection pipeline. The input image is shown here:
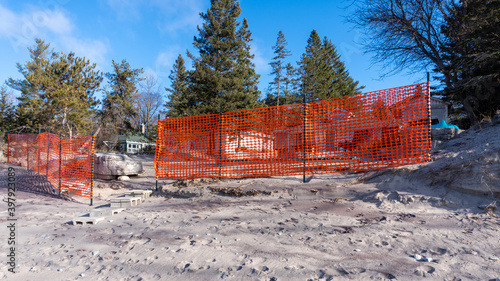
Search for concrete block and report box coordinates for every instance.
[126,190,152,200]
[134,189,152,198]
[73,215,105,225]
[123,195,142,205]
[90,207,125,217]
[110,197,140,207]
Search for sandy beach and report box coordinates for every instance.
[1,121,500,281]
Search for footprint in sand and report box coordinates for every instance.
[175,261,208,273]
[251,265,270,274]
[248,256,267,265]
[309,269,335,280]
[414,265,435,277]
[337,267,367,276]
[143,255,159,265]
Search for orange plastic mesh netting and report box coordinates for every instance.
[7,133,95,198]
[155,83,431,180]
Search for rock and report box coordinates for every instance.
[117,175,130,181]
[94,153,143,180]
[424,257,433,262]
[414,254,422,260]
[110,183,123,190]
[490,256,499,261]
[431,127,463,148]
[431,127,462,141]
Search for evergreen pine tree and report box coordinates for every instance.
[43,51,102,137]
[298,30,330,102]
[101,59,143,135]
[230,18,262,111]
[283,63,300,105]
[165,54,192,117]
[442,0,500,125]
[7,38,52,131]
[188,0,261,115]
[7,38,102,136]
[267,30,291,107]
[298,30,362,102]
[322,38,363,97]
[0,86,15,132]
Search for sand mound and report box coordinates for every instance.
[361,115,500,196]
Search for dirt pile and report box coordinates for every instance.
[364,115,500,195]
[414,116,500,194]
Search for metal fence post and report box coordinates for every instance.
[26,134,29,170]
[90,134,95,206]
[155,114,160,191]
[6,130,9,165]
[38,128,41,173]
[58,133,62,198]
[426,79,432,162]
[46,127,50,179]
[303,94,306,183]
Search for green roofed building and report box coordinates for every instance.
[105,134,155,154]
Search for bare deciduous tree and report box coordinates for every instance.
[347,0,456,88]
[132,73,163,137]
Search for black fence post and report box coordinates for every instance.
[426,75,432,162]
[26,133,29,171]
[90,134,95,206]
[219,104,222,180]
[46,127,50,179]
[6,130,9,165]
[58,133,62,198]
[303,94,306,183]
[38,128,41,173]
[156,114,160,191]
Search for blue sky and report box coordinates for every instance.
[0,0,426,104]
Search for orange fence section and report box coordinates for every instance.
[155,83,431,180]
[7,133,95,198]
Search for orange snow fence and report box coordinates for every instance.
[7,133,95,198]
[155,83,431,180]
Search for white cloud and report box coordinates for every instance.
[154,0,205,35]
[105,0,205,35]
[251,42,270,75]
[60,36,109,66]
[0,4,75,52]
[0,4,108,65]
[0,5,18,37]
[142,68,159,80]
[156,49,180,67]
[154,46,184,79]
[36,9,73,34]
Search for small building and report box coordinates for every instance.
[430,97,449,124]
[105,135,155,154]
